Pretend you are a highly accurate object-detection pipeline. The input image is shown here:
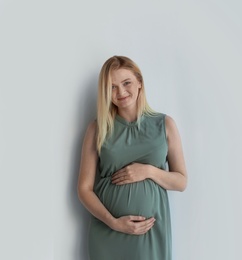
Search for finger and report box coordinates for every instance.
[135,218,156,228]
[139,222,155,235]
[113,180,131,185]
[135,219,155,234]
[113,178,136,185]
[112,175,128,183]
[112,173,125,181]
[112,173,126,181]
[111,176,123,183]
[132,221,155,235]
[112,168,126,177]
[134,219,156,234]
[129,215,146,222]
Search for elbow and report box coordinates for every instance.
[177,174,187,192]
[179,185,186,192]
[77,185,93,203]
[77,186,85,203]
[178,174,188,192]
[77,189,82,202]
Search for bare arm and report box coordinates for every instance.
[111,115,188,192]
[148,115,187,191]
[77,121,155,234]
[77,121,115,226]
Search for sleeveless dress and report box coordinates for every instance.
[88,113,172,260]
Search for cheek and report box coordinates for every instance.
[111,92,115,100]
[111,92,117,104]
[134,86,141,96]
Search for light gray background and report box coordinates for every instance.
[1,0,241,259]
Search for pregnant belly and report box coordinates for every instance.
[94,177,167,219]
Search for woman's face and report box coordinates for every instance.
[110,68,141,111]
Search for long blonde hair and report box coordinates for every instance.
[97,55,155,154]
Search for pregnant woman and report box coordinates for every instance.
[77,55,187,260]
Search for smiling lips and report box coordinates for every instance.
[117,96,130,101]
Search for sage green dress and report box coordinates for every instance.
[88,113,172,260]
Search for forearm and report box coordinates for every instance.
[147,165,187,192]
[78,189,116,228]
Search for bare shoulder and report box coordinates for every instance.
[165,114,176,126]
[164,115,180,140]
[83,120,97,150]
[85,120,97,138]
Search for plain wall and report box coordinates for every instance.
[1,0,241,259]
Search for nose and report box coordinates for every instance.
[117,86,126,96]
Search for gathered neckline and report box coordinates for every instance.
[115,114,145,126]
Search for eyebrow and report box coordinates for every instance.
[121,78,131,83]
[112,78,131,86]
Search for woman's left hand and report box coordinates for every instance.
[111,163,149,185]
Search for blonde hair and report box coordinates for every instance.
[97,55,155,154]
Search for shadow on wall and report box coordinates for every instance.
[69,73,98,260]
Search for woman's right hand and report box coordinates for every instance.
[110,216,156,235]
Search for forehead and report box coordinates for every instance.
[111,69,136,83]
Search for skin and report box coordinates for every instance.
[77,68,187,235]
[110,68,141,122]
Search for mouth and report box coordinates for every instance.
[117,96,129,101]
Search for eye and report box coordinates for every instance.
[112,85,116,90]
[123,81,131,86]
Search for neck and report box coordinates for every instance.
[117,107,138,122]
